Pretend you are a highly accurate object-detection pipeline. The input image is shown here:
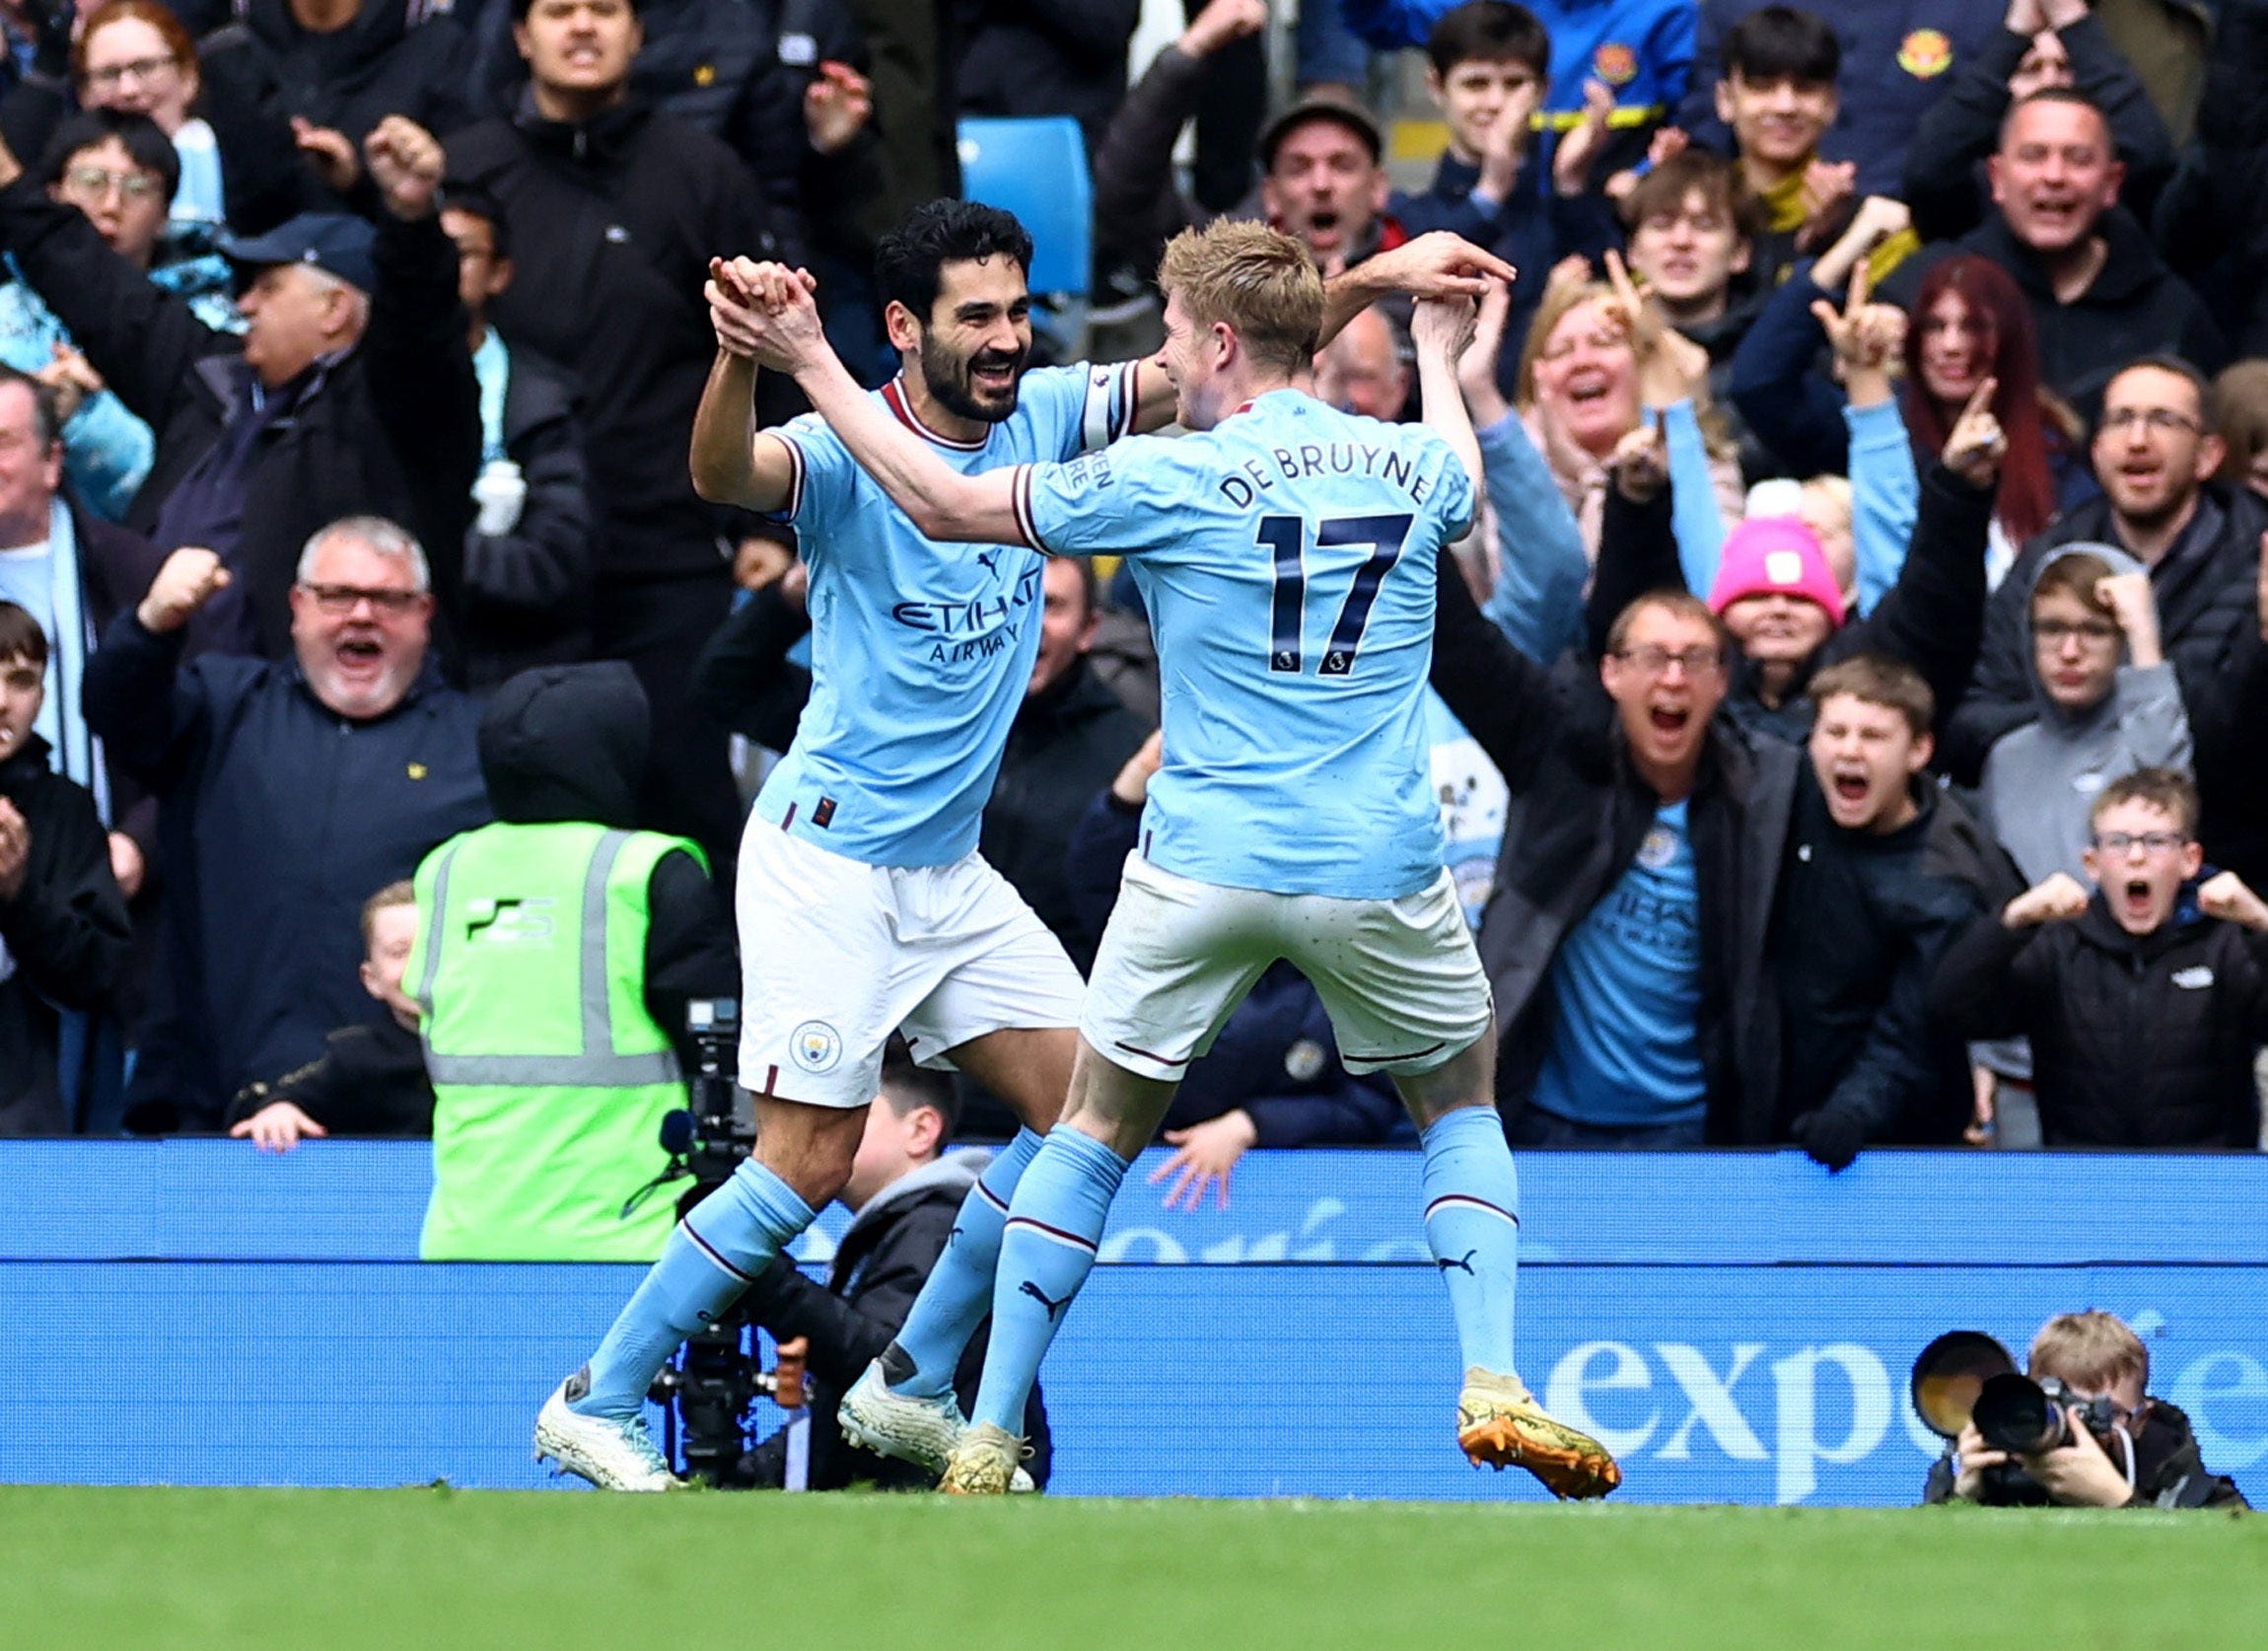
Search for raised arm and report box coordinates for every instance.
[1412,294,1481,496]
[1317,232,1517,353]
[726,259,1025,543]
[690,260,810,514]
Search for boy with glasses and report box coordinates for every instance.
[1947,354,2268,886]
[1930,766,2268,1147]
[1980,545,2191,887]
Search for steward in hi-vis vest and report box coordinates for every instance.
[409,663,737,1259]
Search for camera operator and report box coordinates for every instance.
[1926,1312,2249,1509]
[732,1054,1051,1490]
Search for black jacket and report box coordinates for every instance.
[83,613,492,1131]
[687,580,812,752]
[736,1152,1052,1490]
[445,99,784,580]
[1901,18,2176,246]
[461,343,597,691]
[225,1012,434,1139]
[1942,483,2268,880]
[0,185,479,660]
[1923,1398,2248,1508]
[1882,210,2226,417]
[235,0,472,154]
[1771,779,2009,1149]
[0,734,130,1136]
[1929,893,2268,1147]
[462,0,882,270]
[1430,491,1802,1143]
[1064,789,1404,1148]
[475,663,739,1071]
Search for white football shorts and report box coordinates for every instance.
[1081,852,1493,1081]
[737,821,1084,1108]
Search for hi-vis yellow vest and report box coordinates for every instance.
[409,822,704,1260]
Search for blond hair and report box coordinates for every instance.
[1515,277,1735,458]
[360,880,415,951]
[2028,1311,2149,1392]
[1157,220,1324,375]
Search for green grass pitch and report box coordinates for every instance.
[2,1487,2259,1650]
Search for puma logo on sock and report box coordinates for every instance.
[1019,1280,1072,1322]
[1435,1250,1478,1276]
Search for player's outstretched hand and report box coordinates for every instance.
[1148,1109,1257,1211]
[1364,231,1517,302]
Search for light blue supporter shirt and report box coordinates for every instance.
[1530,799,1707,1127]
[756,363,1139,867]
[1022,389,1474,900]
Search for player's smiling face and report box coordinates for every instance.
[906,255,1032,426]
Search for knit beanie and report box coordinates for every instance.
[1706,515,1847,627]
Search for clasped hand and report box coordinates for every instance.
[706,257,825,372]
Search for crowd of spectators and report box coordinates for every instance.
[1,0,2264,1208]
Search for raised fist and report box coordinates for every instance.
[137,547,232,634]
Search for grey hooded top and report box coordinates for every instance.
[1978,541,2194,885]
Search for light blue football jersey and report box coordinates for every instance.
[757,363,1139,866]
[1021,389,1474,899]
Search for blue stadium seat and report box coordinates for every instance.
[957,114,1093,301]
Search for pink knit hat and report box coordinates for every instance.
[1706,516,1847,627]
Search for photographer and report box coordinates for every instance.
[1925,1312,2249,1509]
[732,1056,1051,1490]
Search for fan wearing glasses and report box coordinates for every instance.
[1946,356,2268,844]
[1930,765,2268,1148]
[0,110,181,521]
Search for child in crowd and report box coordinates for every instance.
[0,600,129,1135]
[226,881,432,1151]
[1980,546,2191,885]
[1393,1,1618,377]
[1930,768,2268,1148]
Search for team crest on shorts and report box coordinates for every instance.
[1592,42,1638,87]
[1637,825,1677,872]
[1897,29,1952,79]
[790,1020,843,1073]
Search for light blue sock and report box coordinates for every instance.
[969,1126,1127,1435]
[884,1128,1044,1400]
[1420,1106,1521,1377]
[571,1158,816,1420]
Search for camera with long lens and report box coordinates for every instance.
[645,1000,807,1487]
[1910,1331,2124,1497]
